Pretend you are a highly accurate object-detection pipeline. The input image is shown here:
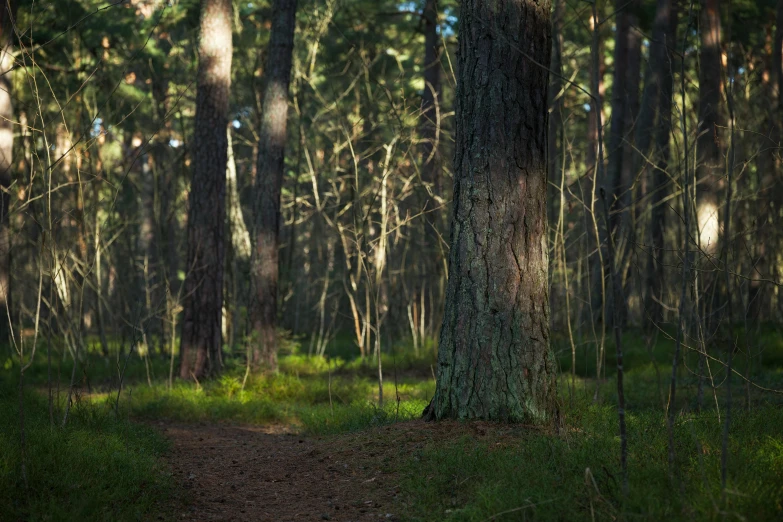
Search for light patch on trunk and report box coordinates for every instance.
[0,128,11,167]
[265,83,289,146]
[697,201,720,252]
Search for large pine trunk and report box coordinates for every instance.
[180,0,232,379]
[251,0,298,370]
[0,0,15,345]
[425,0,556,423]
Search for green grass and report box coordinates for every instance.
[0,379,172,521]
[2,328,783,520]
[123,362,434,435]
[399,401,783,521]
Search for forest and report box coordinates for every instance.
[2,0,783,520]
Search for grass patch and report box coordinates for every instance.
[0,379,172,521]
[124,363,434,435]
[397,404,783,521]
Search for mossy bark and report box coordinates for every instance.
[425,0,556,423]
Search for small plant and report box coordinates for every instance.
[216,374,242,398]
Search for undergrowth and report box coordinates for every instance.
[0,379,172,521]
[1,329,782,520]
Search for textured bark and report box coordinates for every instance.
[645,0,678,324]
[180,0,232,379]
[251,0,298,370]
[0,0,15,345]
[696,0,723,252]
[425,0,556,423]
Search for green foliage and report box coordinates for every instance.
[398,404,783,521]
[0,381,172,521]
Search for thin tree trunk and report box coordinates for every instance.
[696,0,723,253]
[0,0,16,345]
[602,0,637,325]
[138,151,156,355]
[251,0,298,370]
[764,0,783,319]
[425,0,556,423]
[419,0,442,195]
[587,11,606,176]
[417,0,444,341]
[180,0,233,379]
[619,16,641,317]
[227,127,251,261]
[643,0,678,325]
[548,0,564,228]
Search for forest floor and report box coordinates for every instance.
[158,418,529,522]
[160,421,400,521]
[4,330,783,521]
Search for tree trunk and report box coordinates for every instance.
[425,0,556,423]
[548,0,564,227]
[645,0,678,324]
[420,0,442,195]
[180,0,232,379]
[415,0,444,342]
[227,128,251,262]
[619,10,641,323]
[606,0,628,221]
[226,126,251,348]
[601,0,637,325]
[774,1,783,319]
[0,0,16,345]
[586,14,606,175]
[696,0,723,253]
[251,0,298,370]
[754,1,783,320]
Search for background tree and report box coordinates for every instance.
[644,0,678,325]
[696,0,723,253]
[0,0,15,345]
[251,0,298,370]
[179,0,233,379]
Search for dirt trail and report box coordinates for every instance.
[158,422,402,522]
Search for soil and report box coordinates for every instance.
[157,422,404,522]
[155,419,535,521]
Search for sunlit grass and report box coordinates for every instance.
[124,361,435,435]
